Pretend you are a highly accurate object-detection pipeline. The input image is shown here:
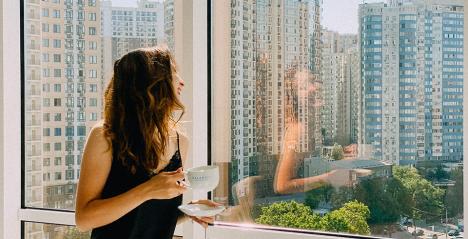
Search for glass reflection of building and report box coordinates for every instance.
[229,0,322,202]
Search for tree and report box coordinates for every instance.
[446,167,463,217]
[354,178,404,224]
[393,166,445,221]
[305,184,334,209]
[256,200,371,235]
[63,228,90,239]
[331,143,344,160]
[255,201,321,230]
[321,201,371,235]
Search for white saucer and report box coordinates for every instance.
[178,204,226,217]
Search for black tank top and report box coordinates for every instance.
[91,132,183,239]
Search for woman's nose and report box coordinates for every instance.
[179,78,185,87]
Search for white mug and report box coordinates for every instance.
[184,165,219,191]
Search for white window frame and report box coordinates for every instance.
[1,0,467,239]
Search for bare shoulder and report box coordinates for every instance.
[85,122,112,155]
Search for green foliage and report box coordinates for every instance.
[354,177,410,224]
[256,200,370,235]
[322,201,370,234]
[63,228,90,239]
[393,166,445,220]
[305,184,334,209]
[446,168,463,217]
[331,143,344,160]
[255,201,321,230]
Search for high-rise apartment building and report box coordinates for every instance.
[359,0,464,164]
[320,30,358,146]
[229,0,321,196]
[101,0,165,85]
[25,0,101,237]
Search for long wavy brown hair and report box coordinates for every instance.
[103,47,184,174]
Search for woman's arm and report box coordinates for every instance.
[274,122,331,194]
[75,126,186,232]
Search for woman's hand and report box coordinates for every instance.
[187,200,223,228]
[143,167,187,200]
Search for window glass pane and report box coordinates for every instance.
[24,222,90,239]
[212,0,464,238]
[24,0,176,212]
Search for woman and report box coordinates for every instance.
[75,47,218,238]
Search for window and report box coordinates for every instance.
[52,10,60,18]
[54,157,61,166]
[42,98,50,107]
[88,27,96,35]
[88,69,97,78]
[54,128,61,136]
[42,23,49,32]
[15,0,465,239]
[41,8,49,17]
[89,84,97,92]
[89,98,97,107]
[53,98,61,107]
[52,24,60,33]
[43,128,50,136]
[53,39,61,48]
[53,54,61,63]
[43,113,50,122]
[54,143,61,151]
[42,39,49,48]
[88,12,96,21]
[212,1,465,238]
[42,53,49,62]
[53,69,61,77]
[77,126,86,136]
[54,113,61,121]
[43,143,50,152]
[53,83,61,92]
[65,126,74,137]
[89,41,97,50]
[89,55,97,64]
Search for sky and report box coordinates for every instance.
[111,0,385,35]
[322,0,383,34]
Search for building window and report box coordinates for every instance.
[66,127,74,137]
[43,128,50,137]
[52,24,60,33]
[43,158,50,166]
[43,113,50,122]
[42,98,50,107]
[42,23,49,32]
[53,69,61,77]
[89,84,97,92]
[77,126,86,137]
[53,98,61,107]
[53,83,61,92]
[54,113,61,121]
[88,12,96,21]
[42,8,49,17]
[88,70,97,78]
[43,143,50,152]
[54,157,61,166]
[53,39,61,48]
[52,10,60,18]
[89,98,97,107]
[42,39,49,48]
[54,128,61,136]
[89,27,96,35]
[54,143,61,151]
[53,54,61,63]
